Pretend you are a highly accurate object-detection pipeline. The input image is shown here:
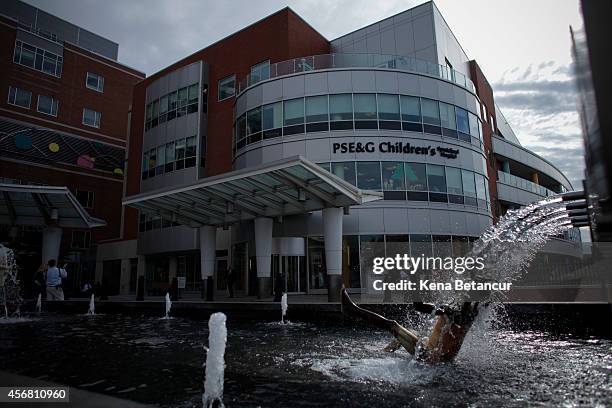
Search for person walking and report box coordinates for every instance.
[226,267,235,298]
[33,263,47,300]
[45,259,67,301]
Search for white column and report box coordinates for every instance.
[41,226,62,264]
[199,226,216,278]
[323,207,343,302]
[254,217,273,278]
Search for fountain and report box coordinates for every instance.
[203,312,227,408]
[0,244,22,319]
[87,294,95,316]
[163,292,172,319]
[35,293,42,314]
[281,293,288,324]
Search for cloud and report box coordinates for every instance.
[493,62,584,188]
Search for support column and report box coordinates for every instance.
[41,226,62,264]
[531,172,540,185]
[501,161,510,173]
[323,207,343,302]
[168,256,178,281]
[254,217,273,299]
[136,255,146,301]
[199,225,216,301]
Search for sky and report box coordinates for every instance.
[23,0,586,188]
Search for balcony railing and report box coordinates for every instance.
[237,53,476,94]
[497,171,557,197]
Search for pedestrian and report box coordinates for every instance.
[226,267,235,298]
[33,263,47,300]
[45,259,67,300]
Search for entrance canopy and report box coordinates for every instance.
[0,184,106,228]
[124,156,383,227]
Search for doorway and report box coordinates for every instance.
[272,255,306,293]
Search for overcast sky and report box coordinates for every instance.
[23,0,586,187]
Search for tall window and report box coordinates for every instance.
[439,102,457,138]
[185,136,197,168]
[462,169,477,206]
[329,94,353,130]
[378,94,400,130]
[305,95,328,132]
[353,94,377,129]
[427,164,447,202]
[250,60,270,84]
[218,75,235,101]
[356,161,382,190]
[37,94,59,116]
[283,98,304,135]
[262,102,282,139]
[446,167,463,204]
[187,84,199,114]
[400,95,422,132]
[82,108,101,128]
[86,72,104,92]
[165,142,175,173]
[7,86,31,108]
[331,162,356,186]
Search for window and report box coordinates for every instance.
[331,162,356,186]
[177,87,188,117]
[353,94,377,129]
[75,190,94,208]
[329,94,353,130]
[13,40,63,77]
[175,138,186,170]
[218,75,235,101]
[378,94,400,130]
[427,164,447,202]
[151,99,159,127]
[250,60,270,84]
[462,170,477,206]
[168,91,177,120]
[439,102,457,137]
[156,145,165,175]
[185,136,197,168]
[82,108,101,128]
[71,231,91,249]
[405,163,427,192]
[469,112,480,140]
[262,102,282,139]
[455,107,470,138]
[305,95,328,132]
[475,174,487,208]
[86,72,104,92]
[382,162,405,199]
[187,84,199,114]
[148,148,156,177]
[400,95,422,132]
[356,161,381,190]
[7,86,31,108]
[283,98,304,135]
[37,94,58,116]
[165,141,175,173]
[142,150,149,180]
[235,114,247,148]
[421,98,440,125]
[446,167,463,204]
[159,95,168,123]
[247,107,262,137]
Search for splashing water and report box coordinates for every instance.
[436,196,574,307]
[163,293,172,319]
[0,244,22,318]
[35,294,42,314]
[203,312,227,408]
[281,293,288,324]
[87,294,95,316]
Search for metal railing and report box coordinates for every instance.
[238,53,476,94]
[497,170,557,197]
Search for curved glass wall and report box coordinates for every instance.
[237,53,476,93]
[234,93,483,153]
[317,161,490,210]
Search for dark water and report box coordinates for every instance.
[0,311,610,407]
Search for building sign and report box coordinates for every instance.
[332,142,459,159]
